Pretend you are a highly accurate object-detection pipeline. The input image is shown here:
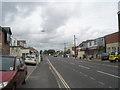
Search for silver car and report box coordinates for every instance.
[25,55,37,65]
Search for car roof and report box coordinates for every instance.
[0,55,17,58]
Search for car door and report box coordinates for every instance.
[14,58,23,87]
[19,58,27,82]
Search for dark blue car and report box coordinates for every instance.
[101,52,109,61]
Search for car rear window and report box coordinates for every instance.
[102,53,109,56]
[26,56,35,58]
[110,52,115,55]
[0,57,15,71]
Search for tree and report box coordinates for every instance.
[43,50,48,55]
[47,49,55,55]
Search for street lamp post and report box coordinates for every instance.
[74,35,77,59]
[64,43,66,57]
[39,29,45,63]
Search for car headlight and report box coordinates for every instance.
[0,81,8,89]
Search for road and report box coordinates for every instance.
[22,56,119,89]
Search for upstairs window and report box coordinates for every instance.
[94,40,97,45]
[89,42,92,46]
[4,32,10,44]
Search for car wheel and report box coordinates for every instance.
[12,84,16,90]
[115,59,118,62]
[109,60,113,62]
[118,59,120,62]
[22,78,26,84]
[23,72,27,84]
[101,59,104,61]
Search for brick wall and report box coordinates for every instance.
[2,32,10,55]
[105,32,120,44]
[0,31,1,43]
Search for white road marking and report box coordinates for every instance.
[72,69,78,73]
[108,86,112,88]
[92,62,118,68]
[98,81,105,86]
[79,72,83,74]
[84,74,88,77]
[78,65,90,69]
[70,62,75,65]
[97,70,120,79]
[90,77,95,80]
[73,69,76,71]
[26,65,37,80]
[49,66,52,70]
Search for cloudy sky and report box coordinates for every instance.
[0,0,120,50]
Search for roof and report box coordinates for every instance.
[1,27,12,35]
[118,11,120,14]
[79,39,93,46]
[104,31,119,37]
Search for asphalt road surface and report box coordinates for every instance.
[22,56,119,89]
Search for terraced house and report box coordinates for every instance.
[105,32,120,53]
[0,26,12,55]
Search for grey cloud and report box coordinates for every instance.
[42,3,82,33]
[2,2,118,50]
[0,2,2,25]
[2,2,48,25]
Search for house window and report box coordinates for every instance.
[4,32,7,43]
[89,42,92,46]
[112,47,116,52]
[94,40,97,45]
[107,47,110,52]
[7,33,10,43]
[0,32,1,41]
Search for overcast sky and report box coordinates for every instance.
[0,0,120,51]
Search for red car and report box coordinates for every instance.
[0,55,27,90]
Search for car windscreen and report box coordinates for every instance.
[102,53,109,56]
[26,56,35,58]
[0,57,15,71]
[110,52,116,55]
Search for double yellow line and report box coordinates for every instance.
[46,58,71,90]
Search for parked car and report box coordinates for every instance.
[54,54,57,57]
[109,52,120,62]
[101,52,109,61]
[25,55,37,65]
[118,52,120,62]
[0,55,27,90]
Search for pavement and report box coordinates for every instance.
[21,55,119,89]
[22,59,59,88]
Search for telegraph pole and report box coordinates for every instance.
[64,43,66,57]
[74,35,76,59]
[118,6,120,52]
